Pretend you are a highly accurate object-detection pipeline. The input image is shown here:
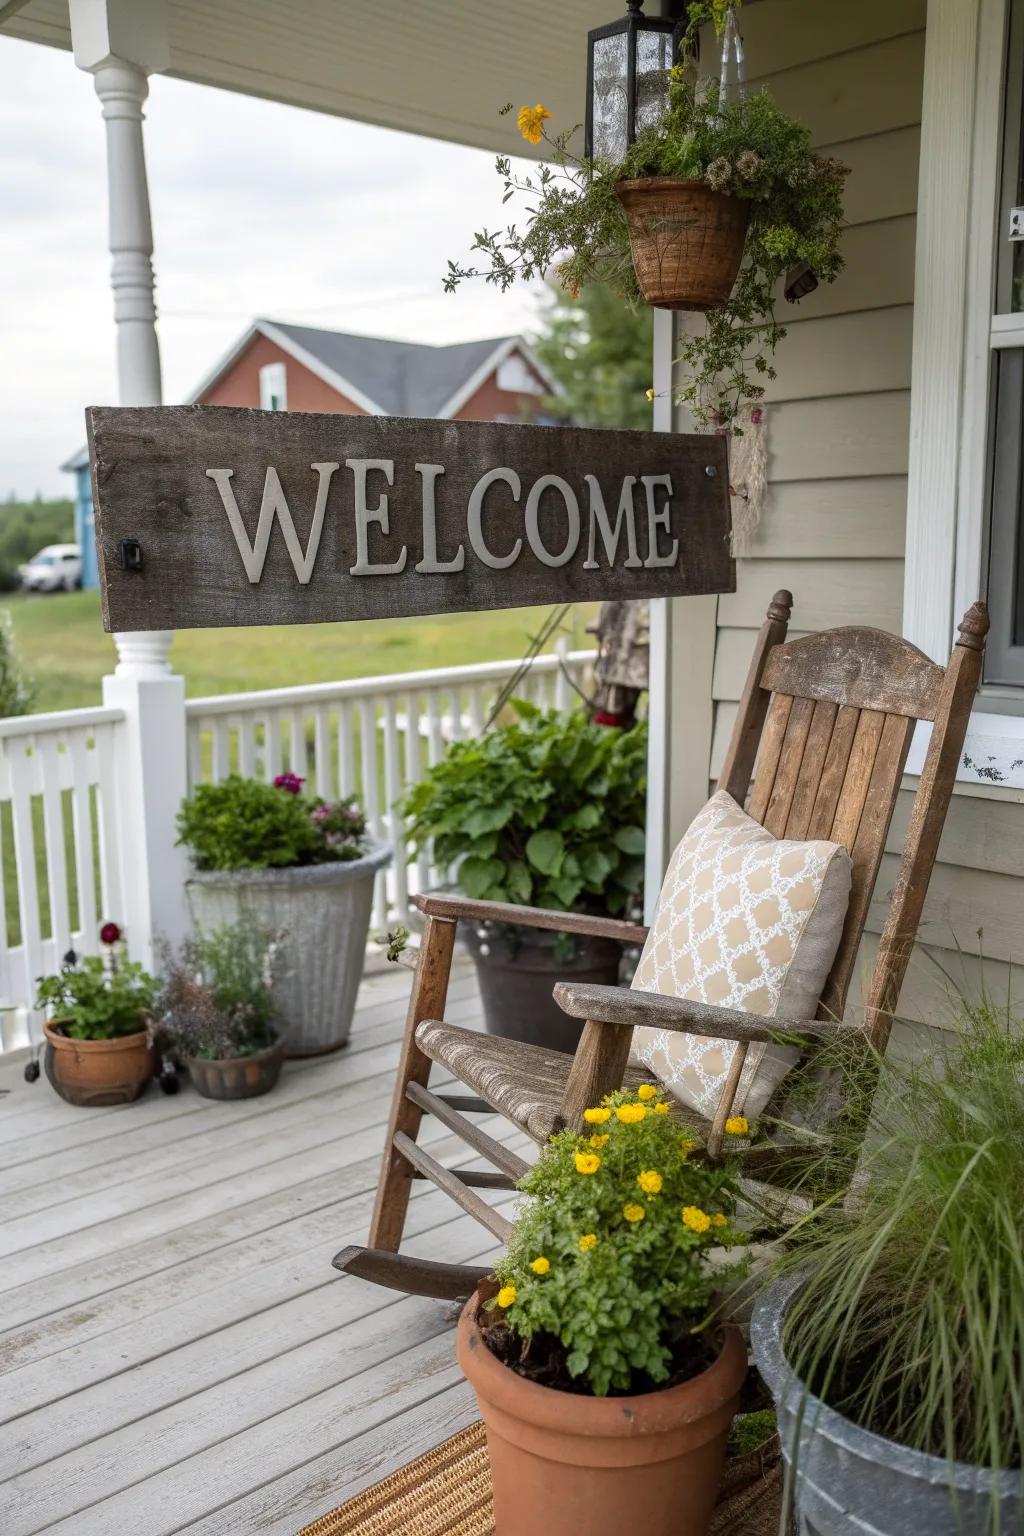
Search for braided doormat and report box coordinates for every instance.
[295,1421,783,1536]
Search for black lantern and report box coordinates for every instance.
[585,1,684,164]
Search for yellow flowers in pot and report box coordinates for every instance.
[489,1085,745,1397]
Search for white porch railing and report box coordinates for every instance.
[185,645,595,932]
[0,647,595,1052]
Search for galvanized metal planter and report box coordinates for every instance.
[751,1270,1023,1536]
[186,839,392,1056]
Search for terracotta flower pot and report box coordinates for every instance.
[456,1290,746,1536]
[615,177,749,311]
[185,1034,286,1100]
[43,1020,156,1107]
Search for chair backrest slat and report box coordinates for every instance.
[715,590,989,1045]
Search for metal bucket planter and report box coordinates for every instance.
[186,840,392,1057]
[751,1270,1023,1535]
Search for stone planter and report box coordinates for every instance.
[751,1270,1023,1535]
[185,1033,286,1099]
[462,923,622,1054]
[457,1288,746,1536]
[186,840,392,1057]
[43,1020,156,1106]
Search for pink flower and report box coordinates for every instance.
[99,921,121,945]
[274,772,305,795]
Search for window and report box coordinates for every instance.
[259,361,287,412]
[496,352,543,395]
[984,0,1024,684]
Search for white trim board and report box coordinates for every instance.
[909,708,1024,789]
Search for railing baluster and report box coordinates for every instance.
[187,718,202,790]
[358,698,387,931]
[211,717,229,783]
[313,706,331,798]
[68,729,99,948]
[38,733,72,961]
[7,736,43,1017]
[94,721,126,932]
[264,710,282,780]
[338,701,354,798]
[238,713,255,778]
[404,691,428,896]
[289,706,308,781]
[382,695,405,921]
[425,689,443,767]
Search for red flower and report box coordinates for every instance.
[592,710,627,728]
[99,921,121,945]
[274,772,305,794]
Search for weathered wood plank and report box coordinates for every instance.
[762,628,943,721]
[552,981,854,1045]
[88,406,734,633]
[762,694,816,837]
[746,692,794,824]
[806,706,861,840]
[414,891,649,945]
[393,1131,513,1240]
[784,700,838,840]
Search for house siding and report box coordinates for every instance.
[670,0,1024,1024]
[198,333,367,414]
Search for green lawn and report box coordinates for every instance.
[4,591,597,713]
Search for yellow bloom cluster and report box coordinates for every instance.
[584,1106,611,1125]
[579,1232,598,1251]
[682,1206,711,1233]
[616,1103,646,1125]
[654,1101,670,1115]
[497,1284,517,1307]
[637,1083,658,1101]
[530,1256,550,1275]
[623,1203,646,1223]
[712,1213,728,1229]
[637,1169,663,1195]
[725,1115,749,1136]
[575,1151,601,1175]
[517,103,551,144]
[589,1133,609,1149]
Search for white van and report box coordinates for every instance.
[20,544,83,593]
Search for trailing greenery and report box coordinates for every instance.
[488,1083,746,1396]
[0,496,74,592]
[0,609,33,716]
[36,934,159,1041]
[176,774,367,872]
[155,921,281,1060]
[774,992,1024,1500]
[401,702,647,914]
[532,284,653,430]
[445,27,847,426]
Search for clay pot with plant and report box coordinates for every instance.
[400,702,648,1050]
[35,923,160,1106]
[177,772,391,1056]
[445,1,848,430]
[154,920,286,1100]
[457,1083,747,1536]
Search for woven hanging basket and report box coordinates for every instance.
[615,177,749,311]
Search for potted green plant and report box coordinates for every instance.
[445,7,848,427]
[35,923,159,1106]
[457,1083,748,1536]
[154,921,285,1100]
[751,1000,1024,1534]
[401,702,647,1050]
[177,773,391,1056]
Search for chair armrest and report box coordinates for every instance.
[414,893,648,946]
[552,981,858,1047]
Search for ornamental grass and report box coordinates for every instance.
[489,1085,747,1396]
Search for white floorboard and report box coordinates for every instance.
[0,960,512,1535]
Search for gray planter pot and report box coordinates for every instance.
[186,839,392,1057]
[751,1270,1022,1535]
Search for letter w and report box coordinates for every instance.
[206,463,339,584]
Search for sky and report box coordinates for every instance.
[0,35,546,500]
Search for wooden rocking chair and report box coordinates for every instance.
[336,592,989,1301]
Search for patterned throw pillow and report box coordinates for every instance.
[630,790,852,1121]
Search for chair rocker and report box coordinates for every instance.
[336,591,989,1301]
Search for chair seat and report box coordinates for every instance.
[415,1018,711,1145]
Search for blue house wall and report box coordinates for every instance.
[62,449,98,589]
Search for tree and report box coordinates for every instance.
[532,285,654,431]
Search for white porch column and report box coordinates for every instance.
[71,0,189,963]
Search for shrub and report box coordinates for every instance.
[775,995,1024,1491]
[176,774,367,872]
[155,921,281,1059]
[0,609,32,716]
[35,926,158,1040]
[401,703,647,914]
[487,1084,746,1396]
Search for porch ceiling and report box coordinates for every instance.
[1,0,613,154]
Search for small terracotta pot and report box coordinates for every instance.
[615,177,749,311]
[185,1035,286,1100]
[457,1290,746,1536]
[43,1020,156,1107]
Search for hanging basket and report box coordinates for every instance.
[615,177,749,311]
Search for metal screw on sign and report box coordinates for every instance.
[705,465,718,478]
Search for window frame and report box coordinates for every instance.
[258,360,288,412]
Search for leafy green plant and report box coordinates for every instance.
[773,992,1024,1498]
[486,1084,746,1396]
[155,921,281,1060]
[445,19,847,427]
[401,703,647,914]
[176,774,367,872]
[36,930,158,1040]
[0,609,32,716]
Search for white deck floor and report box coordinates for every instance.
[0,960,524,1536]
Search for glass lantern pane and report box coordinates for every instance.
[634,30,672,138]
[592,32,629,163]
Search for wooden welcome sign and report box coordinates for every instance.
[87,405,734,632]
